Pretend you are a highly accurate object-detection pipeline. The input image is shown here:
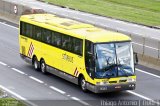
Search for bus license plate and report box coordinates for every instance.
[115,86,121,89]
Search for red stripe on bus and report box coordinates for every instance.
[27,42,32,57]
[28,42,34,57]
[29,44,34,56]
[74,68,77,76]
[75,70,79,77]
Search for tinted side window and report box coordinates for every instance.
[31,25,35,38]
[26,23,30,37]
[20,22,26,36]
[85,40,95,78]
[51,32,56,45]
[22,23,33,38]
[20,22,23,35]
[20,22,34,38]
[29,24,33,38]
[52,32,61,47]
[34,26,41,41]
[62,35,72,51]
[73,38,83,56]
[42,29,52,44]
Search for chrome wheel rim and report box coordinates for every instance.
[41,62,45,73]
[34,60,38,69]
[81,79,86,90]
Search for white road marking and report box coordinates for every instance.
[136,68,160,79]
[133,42,159,50]
[29,76,44,84]
[127,91,160,105]
[145,45,159,50]
[71,97,90,106]
[49,86,66,94]
[0,61,7,66]
[11,68,25,75]
[127,91,151,100]
[132,42,143,46]
[0,22,18,29]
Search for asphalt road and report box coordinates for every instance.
[0,20,160,106]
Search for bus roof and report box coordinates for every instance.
[20,14,131,43]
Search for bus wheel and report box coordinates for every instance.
[33,57,39,71]
[80,76,88,92]
[40,60,47,74]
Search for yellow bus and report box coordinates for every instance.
[19,14,137,93]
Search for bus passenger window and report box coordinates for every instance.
[29,25,33,38]
[42,29,52,44]
[35,27,41,41]
[31,25,35,38]
[46,34,51,44]
[73,38,82,55]
[62,35,72,51]
[20,22,23,35]
[54,32,62,47]
[26,24,30,37]
[51,32,56,45]
[67,37,72,51]
[62,36,68,49]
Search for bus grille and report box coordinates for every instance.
[109,81,117,84]
[119,80,127,83]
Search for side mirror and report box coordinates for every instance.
[134,52,138,65]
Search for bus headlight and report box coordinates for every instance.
[127,78,136,82]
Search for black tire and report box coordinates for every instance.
[80,76,88,92]
[33,57,39,71]
[40,60,47,74]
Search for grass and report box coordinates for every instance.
[44,0,160,26]
[0,98,25,106]
[0,90,25,106]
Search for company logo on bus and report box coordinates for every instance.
[62,53,73,63]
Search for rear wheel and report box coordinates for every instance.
[80,76,88,92]
[40,60,47,74]
[33,57,39,71]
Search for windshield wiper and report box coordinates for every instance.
[117,64,129,77]
[101,64,117,78]
[104,64,116,71]
[104,64,129,77]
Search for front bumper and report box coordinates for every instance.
[87,82,136,93]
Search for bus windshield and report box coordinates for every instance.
[95,42,134,78]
